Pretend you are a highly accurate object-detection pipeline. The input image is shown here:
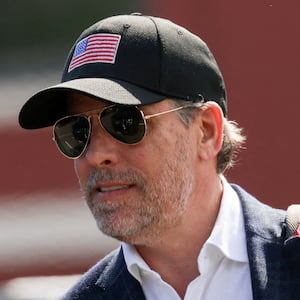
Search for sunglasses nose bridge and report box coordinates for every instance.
[83,120,124,168]
[88,113,107,139]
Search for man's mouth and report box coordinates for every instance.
[98,185,131,193]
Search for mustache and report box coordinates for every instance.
[82,168,146,196]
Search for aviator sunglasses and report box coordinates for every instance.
[53,104,195,159]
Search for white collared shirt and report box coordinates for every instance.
[122,176,253,299]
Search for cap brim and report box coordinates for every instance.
[19,78,166,129]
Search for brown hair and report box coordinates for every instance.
[172,99,246,173]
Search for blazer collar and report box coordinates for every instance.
[95,247,146,300]
[231,184,299,300]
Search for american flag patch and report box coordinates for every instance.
[68,33,121,72]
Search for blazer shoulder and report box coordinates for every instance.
[61,247,120,300]
[231,183,285,240]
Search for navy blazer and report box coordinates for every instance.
[62,185,300,300]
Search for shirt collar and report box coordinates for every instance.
[204,175,248,263]
[122,242,160,283]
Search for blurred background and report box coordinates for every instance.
[1,0,300,299]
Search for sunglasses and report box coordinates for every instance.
[53,104,194,159]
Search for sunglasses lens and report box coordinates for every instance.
[54,116,90,158]
[100,106,146,144]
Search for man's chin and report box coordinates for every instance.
[97,222,162,247]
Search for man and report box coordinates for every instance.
[19,13,299,300]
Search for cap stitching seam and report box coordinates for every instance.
[147,17,164,92]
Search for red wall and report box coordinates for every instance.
[1,126,77,196]
[147,0,300,208]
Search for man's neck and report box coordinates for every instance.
[134,175,223,297]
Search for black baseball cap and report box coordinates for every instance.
[19,13,227,129]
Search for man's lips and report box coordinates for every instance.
[93,182,134,193]
[97,185,131,192]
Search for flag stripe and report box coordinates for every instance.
[70,50,116,66]
[68,34,121,72]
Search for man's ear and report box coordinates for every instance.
[196,101,224,160]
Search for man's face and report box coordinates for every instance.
[70,94,199,245]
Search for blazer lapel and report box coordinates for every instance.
[232,184,289,300]
[95,247,146,300]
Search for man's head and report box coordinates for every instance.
[18,14,244,244]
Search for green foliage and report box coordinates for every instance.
[1,0,141,73]
[3,1,140,47]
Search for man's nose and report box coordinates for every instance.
[83,118,120,167]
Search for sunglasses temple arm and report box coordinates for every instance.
[144,105,194,120]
